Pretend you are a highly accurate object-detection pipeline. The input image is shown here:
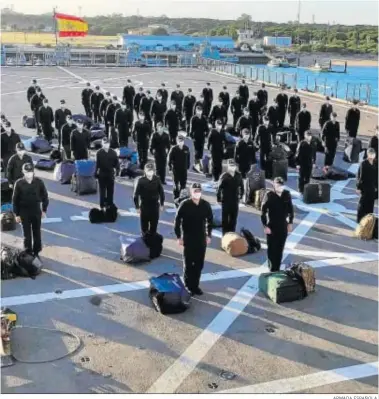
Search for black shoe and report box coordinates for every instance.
[185,286,194,296]
[193,287,203,296]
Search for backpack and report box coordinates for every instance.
[120,161,143,179]
[254,188,268,210]
[1,211,16,232]
[355,214,376,240]
[270,145,287,161]
[13,250,42,279]
[50,149,62,163]
[22,115,36,129]
[285,263,315,294]
[240,228,261,254]
[149,273,191,315]
[143,232,163,259]
[221,232,249,257]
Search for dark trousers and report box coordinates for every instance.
[357,193,375,223]
[21,213,42,255]
[260,148,270,171]
[277,108,286,128]
[140,204,159,235]
[41,124,53,142]
[194,139,205,162]
[183,243,206,291]
[266,228,288,272]
[155,154,167,183]
[203,102,211,117]
[33,110,41,134]
[289,112,297,128]
[211,157,223,181]
[169,130,178,146]
[297,129,306,142]
[118,127,129,147]
[298,166,312,194]
[98,176,115,208]
[138,146,148,170]
[173,171,187,199]
[222,203,239,235]
[93,108,101,124]
[348,128,358,138]
[233,114,241,129]
[325,144,337,167]
[83,102,92,118]
[239,163,251,179]
[63,144,71,160]
[185,116,191,133]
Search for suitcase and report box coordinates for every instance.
[254,188,268,210]
[1,211,16,232]
[355,213,376,240]
[22,115,36,129]
[90,129,105,141]
[35,159,56,171]
[258,271,305,303]
[221,232,249,257]
[303,183,331,204]
[54,161,75,184]
[272,159,288,181]
[1,178,13,205]
[72,114,93,129]
[71,175,97,195]
[149,273,191,315]
[143,232,163,259]
[224,143,236,160]
[118,147,134,159]
[270,145,287,161]
[74,159,96,177]
[343,138,362,163]
[120,236,150,264]
[245,165,266,204]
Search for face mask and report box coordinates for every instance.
[199,98,204,102]
[244,112,249,117]
[216,125,222,132]
[302,108,306,112]
[243,135,250,142]
[139,116,145,121]
[171,105,176,110]
[146,171,154,180]
[158,127,164,134]
[96,89,99,93]
[121,105,126,110]
[192,192,201,200]
[228,166,236,174]
[67,120,73,126]
[77,125,84,131]
[44,103,48,107]
[61,105,65,110]
[178,141,184,148]
[37,92,42,96]
[24,172,34,181]
[6,129,11,135]
[17,150,25,157]
[157,96,162,101]
[223,89,227,92]
[196,111,202,116]
[103,143,110,150]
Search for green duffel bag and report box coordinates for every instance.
[258,271,305,304]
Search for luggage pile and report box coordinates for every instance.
[1,245,43,280]
[259,263,316,304]
[120,232,164,264]
[149,273,191,315]
[71,159,97,195]
[23,136,52,154]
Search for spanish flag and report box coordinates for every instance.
[54,12,89,38]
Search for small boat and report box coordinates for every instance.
[267,58,281,67]
[307,62,330,72]
[267,57,290,68]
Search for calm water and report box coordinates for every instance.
[240,64,378,106]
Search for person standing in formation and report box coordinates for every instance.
[295,103,311,142]
[168,134,190,199]
[55,100,72,140]
[170,84,184,113]
[288,88,301,129]
[81,82,93,118]
[261,177,294,272]
[174,183,213,296]
[157,83,168,105]
[183,88,196,133]
[140,90,154,125]
[12,163,49,259]
[356,148,378,223]
[257,83,268,120]
[70,119,91,161]
[95,137,120,211]
[60,115,76,159]
[27,79,39,103]
[295,131,315,194]
[247,92,260,139]
[165,100,181,145]
[123,79,135,112]
[322,112,340,171]
[90,86,104,124]
[219,85,230,124]
[231,90,244,129]
[134,87,145,115]
[319,96,333,129]
[217,159,244,235]
[133,111,151,170]
[105,95,119,136]
[236,107,254,138]
[30,88,45,135]
[345,99,361,139]
[1,121,21,170]
[209,97,227,128]
[39,98,54,143]
[234,128,256,179]
[7,143,33,189]
[238,79,249,109]
[150,122,170,184]
[133,163,165,236]
[255,117,272,172]
[202,82,213,118]
[114,101,133,147]
[207,120,226,186]
[100,92,111,125]
[267,98,279,141]
[190,105,209,171]
[151,92,167,129]
[368,126,378,159]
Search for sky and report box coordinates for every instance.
[3,0,379,25]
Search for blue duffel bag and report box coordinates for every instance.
[23,137,52,154]
[149,273,191,314]
[118,147,134,159]
[35,159,56,171]
[74,159,96,177]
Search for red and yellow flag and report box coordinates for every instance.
[54,12,88,37]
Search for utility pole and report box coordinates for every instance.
[53,6,58,47]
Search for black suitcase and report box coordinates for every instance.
[272,159,288,181]
[303,183,331,204]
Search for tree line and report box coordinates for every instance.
[1,10,377,54]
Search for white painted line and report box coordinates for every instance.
[211,229,222,238]
[41,217,63,224]
[330,213,358,230]
[2,252,377,308]
[70,215,89,221]
[1,83,79,96]
[217,361,378,394]
[147,210,321,393]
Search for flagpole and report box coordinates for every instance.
[53,7,58,46]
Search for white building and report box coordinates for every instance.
[237,29,262,46]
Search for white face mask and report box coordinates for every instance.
[17,150,25,157]
[171,104,176,110]
[216,125,222,132]
[196,111,202,116]
[24,172,34,181]
[139,116,145,122]
[103,143,110,150]
[244,112,249,117]
[223,89,227,92]
[157,96,162,101]
[44,103,48,107]
[121,105,126,110]
[199,98,204,102]
[228,166,236,174]
[178,141,184,148]
[157,127,164,134]
[67,120,73,126]
[192,192,201,200]
[146,171,154,180]
[302,108,306,112]
[77,125,84,131]
[243,135,250,142]
[61,106,65,110]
